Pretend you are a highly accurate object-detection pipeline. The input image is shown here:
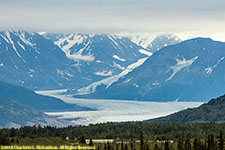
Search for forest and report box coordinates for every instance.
[0,122,224,150]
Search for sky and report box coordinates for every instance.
[1,0,225,41]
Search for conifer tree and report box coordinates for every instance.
[107,142,110,150]
[9,128,16,137]
[154,143,158,150]
[207,134,215,150]
[140,130,144,150]
[125,144,128,150]
[218,131,224,150]
[130,128,134,150]
[89,138,93,146]
[146,143,149,150]
[178,138,183,150]
[80,135,86,144]
[104,143,107,150]
[164,140,169,150]
[121,140,124,150]
[116,144,119,150]
[16,138,19,143]
[184,139,191,150]
[193,138,200,150]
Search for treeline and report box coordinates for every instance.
[1,122,224,140]
[0,122,225,150]
[99,131,224,150]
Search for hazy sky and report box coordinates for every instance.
[1,0,225,40]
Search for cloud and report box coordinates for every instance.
[0,0,225,40]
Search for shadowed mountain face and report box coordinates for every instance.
[76,38,225,102]
[146,94,225,123]
[0,80,92,112]
[0,97,74,128]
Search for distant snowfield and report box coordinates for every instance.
[36,90,203,126]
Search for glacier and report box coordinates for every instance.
[36,89,203,126]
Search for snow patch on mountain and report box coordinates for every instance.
[5,31,26,62]
[17,41,25,50]
[18,32,34,47]
[76,57,148,95]
[55,34,85,51]
[113,62,125,70]
[107,34,121,48]
[138,49,153,56]
[54,34,95,61]
[29,69,35,72]
[133,83,139,88]
[166,56,198,81]
[38,31,47,35]
[152,82,159,86]
[67,53,95,61]
[205,56,225,74]
[113,55,126,61]
[0,34,9,43]
[205,67,213,74]
[123,78,132,84]
[94,70,112,76]
[96,60,102,63]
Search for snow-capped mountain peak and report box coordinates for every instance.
[118,33,182,53]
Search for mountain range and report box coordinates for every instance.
[74,38,225,102]
[0,31,154,90]
[0,30,183,91]
[1,30,224,102]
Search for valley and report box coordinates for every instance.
[0,30,224,128]
[1,1,225,149]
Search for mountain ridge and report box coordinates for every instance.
[74,37,225,102]
[146,94,225,123]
